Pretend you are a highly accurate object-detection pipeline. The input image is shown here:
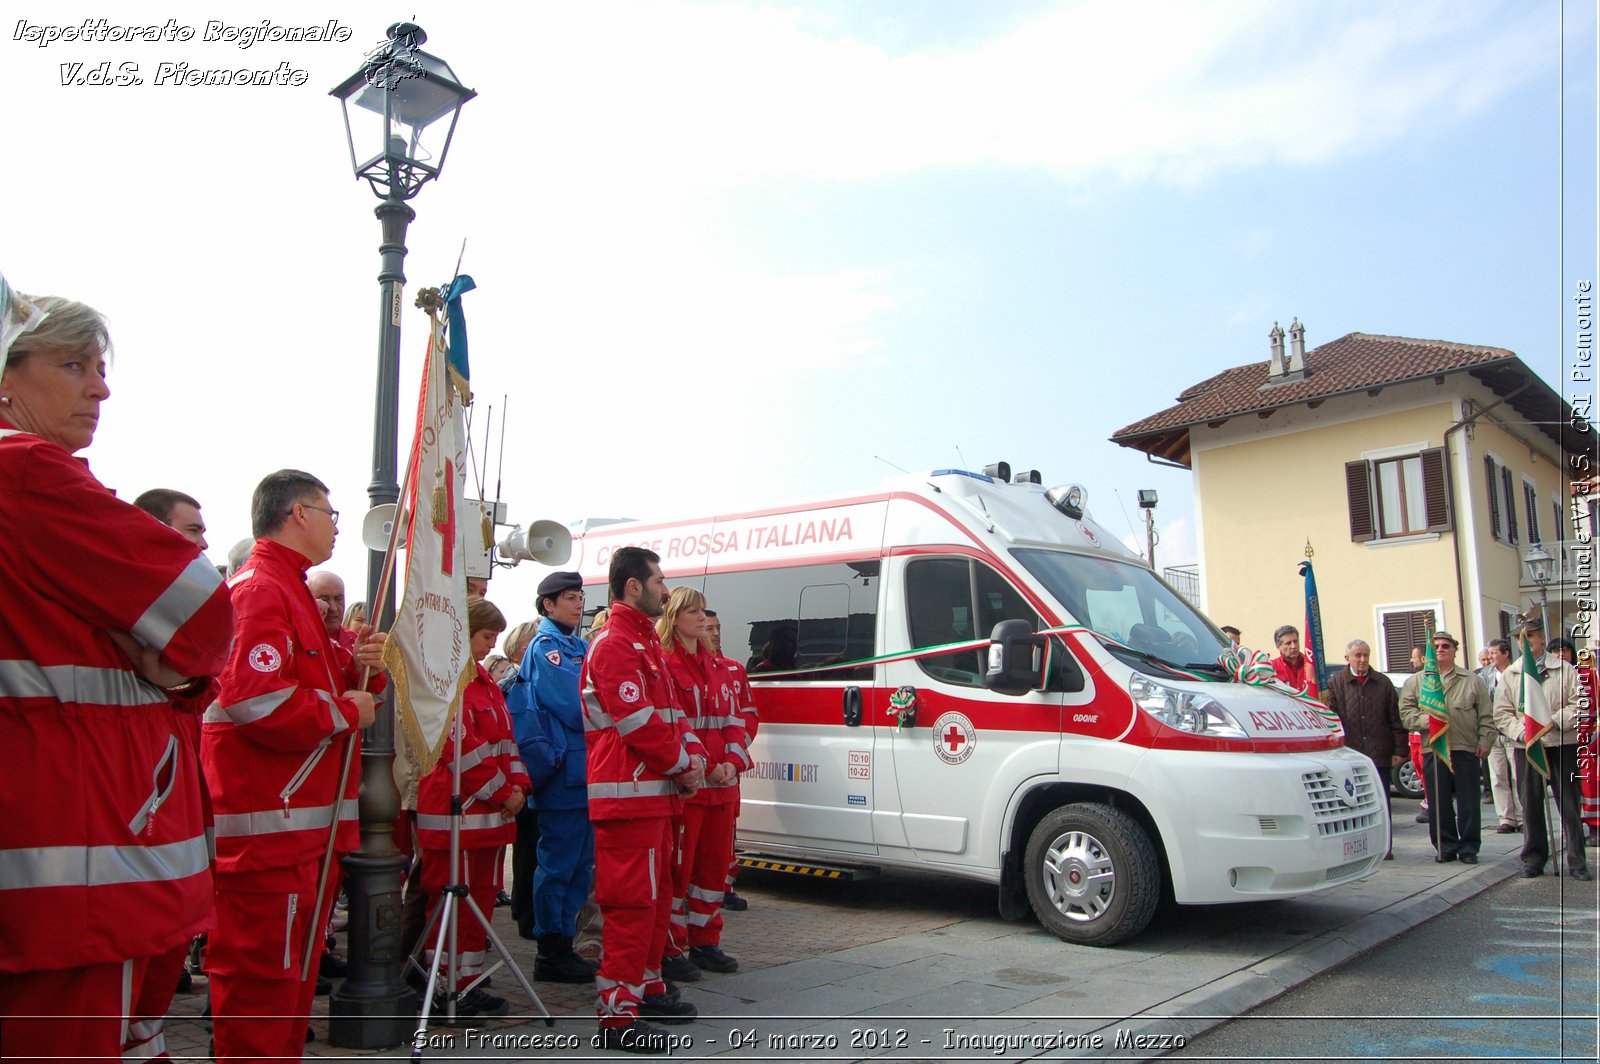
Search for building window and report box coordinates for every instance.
[1497,608,1519,642]
[1484,456,1518,545]
[1522,480,1541,545]
[1380,608,1438,673]
[1551,496,1565,543]
[1346,449,1450,542]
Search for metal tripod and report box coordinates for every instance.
[406,714,552,1059]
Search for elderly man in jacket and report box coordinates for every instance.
[1493,618,1592,881]
[1399,630,1494,864]
[1324,638,1404,859]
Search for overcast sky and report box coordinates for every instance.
[5,1,1594,623]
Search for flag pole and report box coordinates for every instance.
[300,306,438,980]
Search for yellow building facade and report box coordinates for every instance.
[1114,330,1585,674]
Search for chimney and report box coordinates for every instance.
[1287,317,1306,374]
[1268,321,1286,377]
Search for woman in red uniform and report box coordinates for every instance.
[414,597,528,1020]
[657,587,747,981]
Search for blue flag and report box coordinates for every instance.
[1299,560,1330,695]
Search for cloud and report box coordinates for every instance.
[517,0,1550,191]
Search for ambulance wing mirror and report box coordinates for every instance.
[985,619,1044,696]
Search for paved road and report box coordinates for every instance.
[160,799,1557,1061]
[1171,871,1598,1062]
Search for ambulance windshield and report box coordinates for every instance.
[1013,549,1229,673]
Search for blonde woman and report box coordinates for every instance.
[657,587,749,981]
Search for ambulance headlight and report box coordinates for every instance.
[1129,672,1249,738]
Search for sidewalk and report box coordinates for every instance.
[162,798,1538,1061]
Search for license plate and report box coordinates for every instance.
[1343,835,1369,859]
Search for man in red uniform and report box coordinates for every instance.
[202,470,385,1062]
[1270,624,1319,699]
[125,488,221,1051]
[583,547,705,1053]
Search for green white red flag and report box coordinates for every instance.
[1517,633,1553,780]
[1419,632,1451,770]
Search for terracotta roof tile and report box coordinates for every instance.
[1112,332,1516,442]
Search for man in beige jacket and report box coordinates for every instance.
[1492,619,1591,881]
[1399,631,1494,863]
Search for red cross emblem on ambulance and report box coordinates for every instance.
[931,711,976,765]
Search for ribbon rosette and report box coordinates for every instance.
[1219,646,1344,738]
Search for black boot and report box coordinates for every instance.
[534,934,599,983]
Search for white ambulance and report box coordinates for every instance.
[562,467,1388,946]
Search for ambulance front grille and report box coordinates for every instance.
[1301,767,1382,837]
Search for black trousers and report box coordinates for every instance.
[510,805,541,933]
[1515,744,1589,873]
[1423,750,1481,858]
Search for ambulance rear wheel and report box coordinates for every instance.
[1024,803,1159,947]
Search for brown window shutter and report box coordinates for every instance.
[1484,456,1502,541]
[1523,482,1541,544]
[1383,608,1437,673]
[1421,448,1452,532]
[1346,460,1376,542]
[1503,466,1519,544]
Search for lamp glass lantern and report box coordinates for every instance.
[331,23,476,200]
[1523,542,1553,587]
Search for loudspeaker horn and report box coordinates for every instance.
[361,504,399,551]
[495,520,573,566]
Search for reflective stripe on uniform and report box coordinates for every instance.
[0,659,165,708]
[323,690,348,733]
[457,743,492,774]
[130,556,223,653]
[614,706,656,736]
[204,685,294,725]
[586,780,678,799]
[471,769,507,803]
[687,714,738,730]
[581,689,611,732]
[0,832,210,891]
[725,742,750,766]
[415,812,506,832]
[212,798,359,839]
[123,1018,167,1060]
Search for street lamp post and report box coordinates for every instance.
[1137,489,1158,570]
[329,23,475,1048]
[1523,542,1554,637]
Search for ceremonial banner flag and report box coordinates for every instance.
[381,281,475,773]
[1299,560,1331,696]
[1517,633,1553,780]
[1420,630,1451,770]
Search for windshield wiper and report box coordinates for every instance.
[1097,638,1200,679]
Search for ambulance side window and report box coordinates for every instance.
[907,558,1041,688]
[703,560,879,681]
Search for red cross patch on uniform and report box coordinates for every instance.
[248,643,283,673]
[546,649,562,667]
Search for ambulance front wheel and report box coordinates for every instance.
[1023,803,1160,947]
